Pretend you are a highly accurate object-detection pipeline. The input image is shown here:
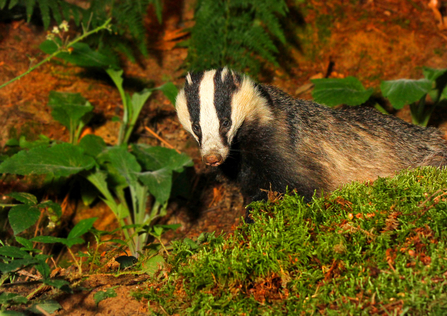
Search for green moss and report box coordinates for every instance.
[140,167,447,315]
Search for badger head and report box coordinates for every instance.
[176,68,272,166]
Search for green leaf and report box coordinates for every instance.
[5,138,19,147]
[93,287,118,306]
[116,203,131,220]
[424,67,447,103]
[157,223,182,231]
[47,90,90,109]
[139,168,172,204]
[132,145,192,204]
[78,134,107,158]
[48,91,93,134]
[6,192,38,205]
[30,218,92,252]
[442,87,447,100]
[0,246,29,258]
[79,178,100,206]
[123,89,153,143]
[106,146,141,187]
[28,300,62,314]
[84,169,119,212]
[380,79,432,109]
[132,145,193,172]
[0,0,8,9]
[35,260,50,279]
[30,236,69,244]
[8,205,41,235]
[43,279,70,289]
[142,255,165,275]
[39,39,59,54]
[40,41,118,68]
[0,310,26,316]
[155,82,178,105]
[422,67,447,81]
[311,77,374,107]
[150,224,181,238]
[152,225,163,237]
[30,235,85,248]
[65,237,86,248]
[0,292,28,306]
[131,89,152,119]
[104,239,128,246]
[15,236,34,250]
[38,200,62,218]
[0,258,39,273]
[67,217,97,240]
[0,143,96,177]
[18,134,51,149]
[105,68,124,91]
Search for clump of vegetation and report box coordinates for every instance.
[0,193,96,314]
[183,0,297,75]
[0,20,190,258]
[0,19,113,90]
[0,82,190,258]
[0,0,163,61]
[138,167,447,315]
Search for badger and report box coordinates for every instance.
[176,68,447,208]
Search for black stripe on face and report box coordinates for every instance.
[213,69,241,146]
[184,71,204,145]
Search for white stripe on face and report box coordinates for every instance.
[198,70,230,160]
[175,88,196,140]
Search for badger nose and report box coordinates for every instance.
[203,153,223,166]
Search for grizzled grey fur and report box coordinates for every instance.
[176,69,447,205]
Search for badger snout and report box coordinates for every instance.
[203,153,223,166]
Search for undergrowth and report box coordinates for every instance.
[183,0,294,76]
[1,0,163,62]
[138,167,447,315]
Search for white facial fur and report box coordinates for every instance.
[176,69,273,163]
[196,70,231,160]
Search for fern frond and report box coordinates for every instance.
[185,0,290,76]
[49,0,62,25]
[8,0,18,9]
[151,0,163,23]
[25,0,35,22]
[38,0,51,29]
[3,0,162,62]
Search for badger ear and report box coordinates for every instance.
[231,70,243,88]
[185,73,193,86]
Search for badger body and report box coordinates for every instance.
[176,68,447,203]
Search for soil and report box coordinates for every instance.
[1,0,447,314]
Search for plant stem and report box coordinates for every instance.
[27,283,47,300]
[0,18,112,90]
[105,68,128,146]
[374,103,389,115]
[67,247,82,274]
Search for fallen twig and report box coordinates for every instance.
[144,126,181,154]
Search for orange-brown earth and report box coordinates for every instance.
[1,0,447,314]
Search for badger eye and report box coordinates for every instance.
[221,118,231,129]
[192,122,201,135]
